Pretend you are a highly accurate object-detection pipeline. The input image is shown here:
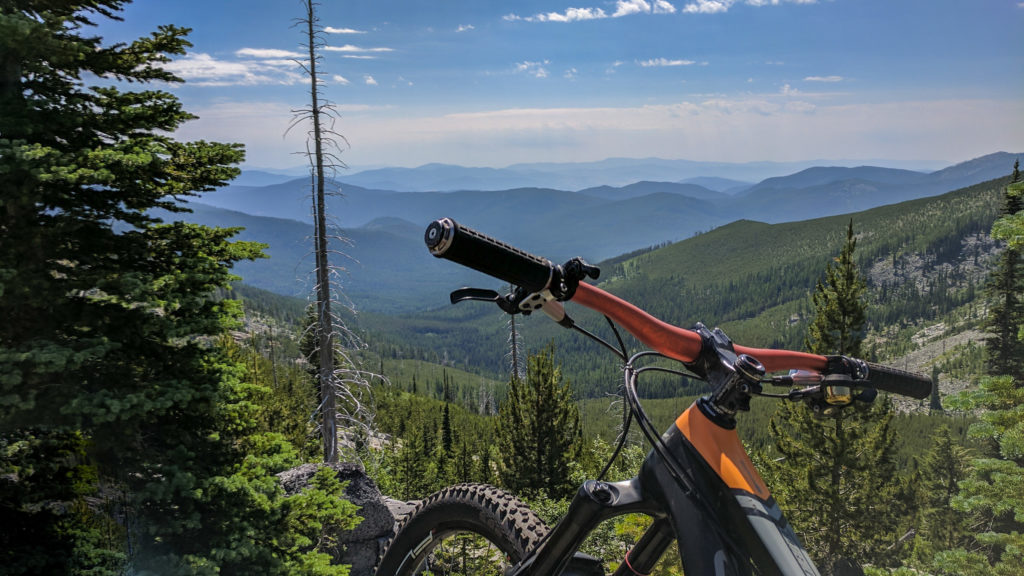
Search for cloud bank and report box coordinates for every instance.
[174,96,1024,169]
[507,0,676,22]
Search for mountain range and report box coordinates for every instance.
[179,151,1020,313]
[325,157,952,192]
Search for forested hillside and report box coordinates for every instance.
[354,175,1009,401]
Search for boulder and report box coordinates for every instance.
[278,462,413,576]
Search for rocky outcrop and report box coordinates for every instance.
[278,463,415,576]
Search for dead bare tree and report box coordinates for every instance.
[291,0,375,463]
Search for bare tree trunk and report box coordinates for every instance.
[302,0,337,463]
[292,0,382,464]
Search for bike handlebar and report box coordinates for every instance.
[862,362,933,399]
[424,217,933,400]
[425,217,555,292]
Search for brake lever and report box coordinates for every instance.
[449,287,522,315]
[450,287,501,304]
[449,287,576,328]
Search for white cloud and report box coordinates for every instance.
[515,61,550,78]
[457,24,475,32]
[325,44,393,54]
[684,0,733,13]
[614,0,651,16]
[324,26,365,34]
[684,0,816,13]
[614,0,678,16]
[639,57,697,67]
[364,75,378,86]
[332,74,351,85]
[235,48,303,59]
[653,0,678,13]
[508,1,677,22]
[564,68,579,80]
[161,52,303,86]
[805,75,843,82]
[532,7,608,22]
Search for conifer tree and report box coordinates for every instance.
[933,375,1024,575]
[768,220,903,574]
[0,3,355,573]
[907,426,972,568]
[805,220,867,357]
[496,343,582,499]
[985,161,1024,380]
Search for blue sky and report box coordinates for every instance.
[96,0,1023,171]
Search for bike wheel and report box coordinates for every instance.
[376,483,549,576]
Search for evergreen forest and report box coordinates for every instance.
[2,2,1023,576]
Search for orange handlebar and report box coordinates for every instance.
[570,282,827,373]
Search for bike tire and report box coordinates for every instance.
[376,483,549,576]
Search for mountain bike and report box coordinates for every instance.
[375,217,933,576]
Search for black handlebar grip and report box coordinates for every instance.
[864,362,933,399]
[425,218,554,291]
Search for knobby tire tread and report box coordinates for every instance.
[376,483,549,576]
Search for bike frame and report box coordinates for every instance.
[509,398,818,576]
[504,282,822,576]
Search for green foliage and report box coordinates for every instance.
[276,467,360,576]
[0,3,360,573]
[496,343,583,499]
[767,400,906,572]
[983,244,1024,380]
[0,430,125,576]
[765,221,908,574]
[904,426,973,568]
[984,175,1024,378]
[806,220,867,356]
[930,375,1024,575]
[369,384,498,500]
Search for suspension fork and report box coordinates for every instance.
[509,477,659,576]
[610,517,674,576]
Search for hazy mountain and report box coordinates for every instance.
[578,181,726,201]
[728,152,1021,222]
[332,157,881,192]
[165,204,484,312]
[172,161,1016,316]
[183,151,1021,312]
[680,176,753,194]
[207,152,1019,234]
[742,166,925,195]
[230,170,302,187]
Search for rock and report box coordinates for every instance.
[278,462,412,576]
